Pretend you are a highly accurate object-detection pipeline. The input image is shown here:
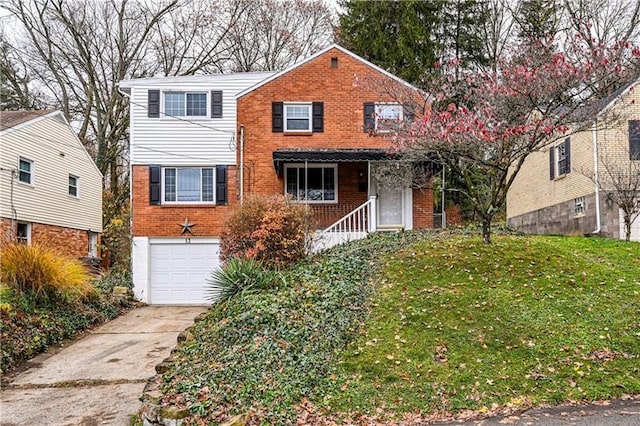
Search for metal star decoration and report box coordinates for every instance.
[180,217,197,235]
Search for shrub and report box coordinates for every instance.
[206,258,276,303]
[0,243,95,305]
[94,268,133,293]
[220,195,312,268]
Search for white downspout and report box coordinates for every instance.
[239,125,244,204]
[592,120,601,235]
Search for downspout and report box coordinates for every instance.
[239,125,244,204]
[592,120,601,235]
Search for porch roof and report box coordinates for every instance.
[273,148,397,173]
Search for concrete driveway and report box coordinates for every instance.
[0,306,208,426]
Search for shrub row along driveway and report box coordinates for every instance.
[0,306,207,425]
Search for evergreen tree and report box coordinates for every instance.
[337,0,443,85]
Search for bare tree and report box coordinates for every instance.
[479,0,516,74]
[225,0,335,72]
[0,33,43,110]
[564,0,640,48]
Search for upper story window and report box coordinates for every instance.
[363,102,404,133]
[375,103,404,131]
[69,174,79,197]
[284,103,312,132]
[163,167,214,203]
[18,157,33,184]
[285,164,337,203]
[164,92,207,117]
[630,120,640,160]
[550,137,571,180]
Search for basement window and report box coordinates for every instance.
[574,196,585,216]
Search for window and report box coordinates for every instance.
[285,164,337,203]
[69,175,79,197]
[18,157,33,184]
[16,222,31,244]
[88,232,98,257]
[284,103,312,132]
[574,196,586,216]
[630,120,640,160]
[164,92,207,117]
[375,103,403,132]
[550,138,571,179]
[163,167,214,203]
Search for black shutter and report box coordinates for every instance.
[148,90,160,118]
[211,90,223,118]
[363,102,375,132]
[549,147,555,180]
[272,102,283,132]
[404,106,414,123]
[564,138,571,174]
[630,120,640,160]
[312,102,323,132]
[149,165,161,205]
[216,165,227,205]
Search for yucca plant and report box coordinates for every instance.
[0,243,95,305]
[206,257,276,303]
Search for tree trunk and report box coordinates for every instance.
[625,218,631,242]
[482,218,491,243]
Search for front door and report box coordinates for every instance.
[377,186,404,228]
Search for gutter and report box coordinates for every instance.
[591,120,601,235]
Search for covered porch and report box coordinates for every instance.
[273,148,433,250]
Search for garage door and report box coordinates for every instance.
[150,242,221,304]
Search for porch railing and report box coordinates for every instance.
[311,196,377,252]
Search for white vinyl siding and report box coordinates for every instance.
[121,72,274,166]
[0,114,103,232]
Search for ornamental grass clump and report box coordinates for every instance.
[206,257,276,303]
[0,243,95,305]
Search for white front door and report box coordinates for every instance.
[377,186,404,227]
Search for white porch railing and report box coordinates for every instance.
[311,196,377,252]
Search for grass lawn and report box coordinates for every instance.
[326,235,640,418]
[155,231,640,424]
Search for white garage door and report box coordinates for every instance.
[150,242,221,304]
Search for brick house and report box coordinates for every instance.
[507,78,640,241]
[0,110,103,259]
[120,45,434,305]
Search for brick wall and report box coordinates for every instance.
[131,165,236,237]
[237,47,433,229]
[0,217,98,259]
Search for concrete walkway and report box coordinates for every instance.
[0,306,208,426]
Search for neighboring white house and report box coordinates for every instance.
[0,110,103,259]
[118,72,274,304]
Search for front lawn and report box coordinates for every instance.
[327,235,640,420]
[154,232,640,424]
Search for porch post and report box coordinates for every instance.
[368,195,377,233]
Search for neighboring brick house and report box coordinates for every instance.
[0,110,103,259]
[120,45,434,305]
[507,79,640,241]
